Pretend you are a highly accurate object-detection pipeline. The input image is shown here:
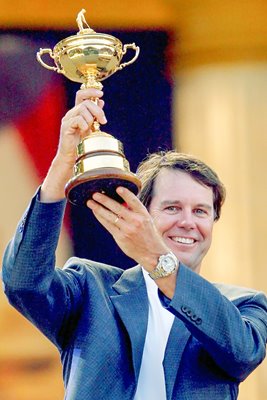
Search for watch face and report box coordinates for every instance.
[162,255,176,273]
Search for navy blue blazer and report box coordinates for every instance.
[2,193,267,400]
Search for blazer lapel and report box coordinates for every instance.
[110,265,148,382]
[163,318,191,400]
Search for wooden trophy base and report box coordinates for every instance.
[65,167,141,206]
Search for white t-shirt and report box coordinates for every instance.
[134,268,175,400]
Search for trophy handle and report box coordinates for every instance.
[36,48,63,73]
[117,43,140,71]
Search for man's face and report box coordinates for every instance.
[148,168,215,273]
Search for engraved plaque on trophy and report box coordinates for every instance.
[37,9,141,205]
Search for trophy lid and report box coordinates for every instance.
[53,9,122,52]
[77,9,121,43]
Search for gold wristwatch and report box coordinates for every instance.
[148,252,178,280]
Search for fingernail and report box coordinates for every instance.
[92,192,101,201]
[87,199,94,208]
[117,187,124,194]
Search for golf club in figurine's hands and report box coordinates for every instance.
[37,9,141,206]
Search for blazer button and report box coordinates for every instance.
[195,317,202,325]
[187,309,192,317]
[181,305,188,313]
[191,314,197,321]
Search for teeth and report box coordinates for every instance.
[172,237,195,244]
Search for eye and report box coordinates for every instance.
[194,208,207,216]
[164,205,180,214]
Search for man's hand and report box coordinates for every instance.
[87,187,179,298]
[40,88,107,202]
[87,187,170,270]
[58,89,106,167]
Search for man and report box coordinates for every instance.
[2,88,267,399]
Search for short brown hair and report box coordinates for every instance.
[137,151,226,221]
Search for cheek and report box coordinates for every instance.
[152,213,176,234]
[200,221,214,241]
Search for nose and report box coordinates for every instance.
[177,209,196,230]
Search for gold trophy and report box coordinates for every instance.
[37,9,141,205]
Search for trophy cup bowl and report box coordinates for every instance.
[36,9,141,205]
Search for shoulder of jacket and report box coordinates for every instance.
[214,282,264,302]
[62,256,124,280]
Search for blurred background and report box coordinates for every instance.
[0,1,267,399]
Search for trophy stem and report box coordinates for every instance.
[80,65,103,90]
[78,65,105,134]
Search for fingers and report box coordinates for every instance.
[115,187,146,213]
[89,188,146,217]
[90,208,122,236]
[74,88,107,128]
[87,188,150,239]
[87,188,169,267]
[75,88,104,105]
[63,99,107,131]
[57,88,107,166]
[75,89,105,117]
[60,94,107,143]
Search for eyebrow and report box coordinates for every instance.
[160,200,213,211]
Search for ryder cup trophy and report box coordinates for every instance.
[37,9,141,205]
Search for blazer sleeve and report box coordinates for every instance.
[160,263,267,381]
[1,189,84,349]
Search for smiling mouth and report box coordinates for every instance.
[170,237,196,245]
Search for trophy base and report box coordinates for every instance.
[65,167,141,206]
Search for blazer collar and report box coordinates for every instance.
[111,265,191,397]
[163,318,191,400]
[110,265,148,383]
[112,264,145,294]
